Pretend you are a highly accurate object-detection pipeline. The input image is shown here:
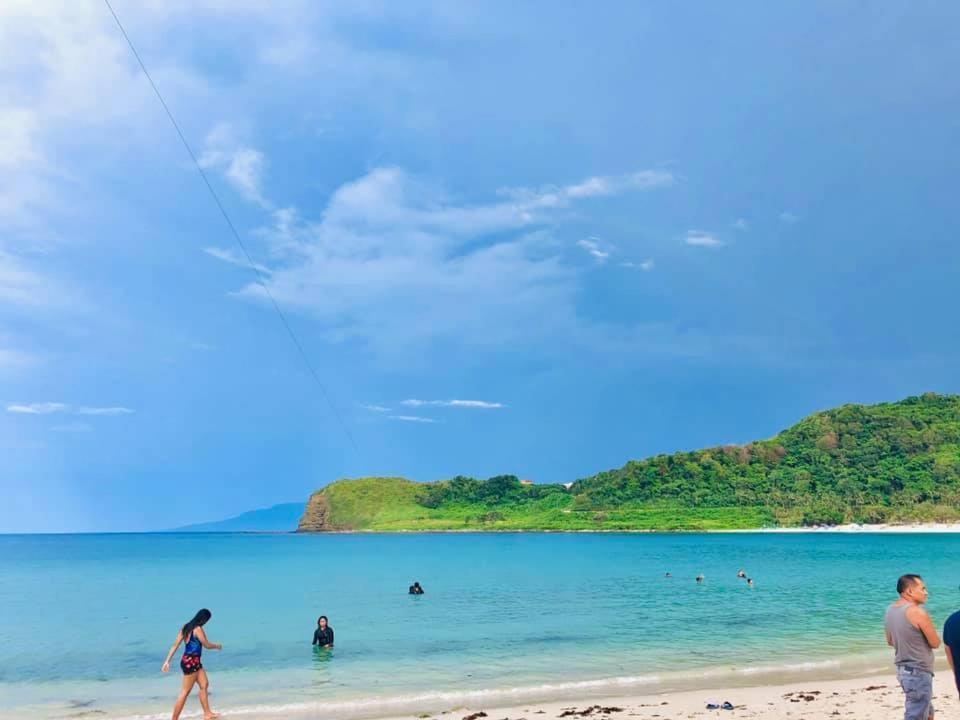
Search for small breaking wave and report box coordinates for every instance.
[112,653,889,720]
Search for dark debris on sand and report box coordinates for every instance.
[783,690,822,702]
[557,705,624,717]
[463,712,488,720]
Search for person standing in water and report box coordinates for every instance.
[885,574,939,720]
[312,615,334,648]
[409,581,425,595]
[161,608,222,720]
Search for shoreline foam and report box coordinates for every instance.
[99,671,955,720]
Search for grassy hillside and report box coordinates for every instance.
[297,393,960,532]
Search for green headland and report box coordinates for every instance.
[297,393,960,532]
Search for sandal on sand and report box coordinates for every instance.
[721,701,734,710]
[705,703,721,710]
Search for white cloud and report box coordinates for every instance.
[6,403,133,416]
[401,399,505,409]
[500,170,674,209]
[7,402,69,415]
[620,259,655,271]
[209,166,675,352]
[780,211,800,224]
[685,230,724,248]
[732,218,749,231]
[389,415,437,423]
[198,123,270,208]
[360,404,391,412]
[203,247,272,275]
[576,238,611,262]
[76,406,135,416]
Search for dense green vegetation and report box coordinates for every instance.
[298,393,960,531]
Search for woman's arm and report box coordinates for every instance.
[195,626,223,651]
[161,632,183,672]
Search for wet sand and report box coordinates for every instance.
[379,672,955,720]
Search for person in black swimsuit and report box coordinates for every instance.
[312,615,334,648]
[409,581,424,595]
[161,608,223,720]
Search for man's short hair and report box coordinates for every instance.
[897,574,923,594]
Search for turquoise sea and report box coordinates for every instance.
[2,532,958,719]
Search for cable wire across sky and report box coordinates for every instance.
[102,0,359,454]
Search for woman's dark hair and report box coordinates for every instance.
[181,608,212,641]
[317,615,328,625]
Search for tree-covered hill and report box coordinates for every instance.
[297,393,960,532]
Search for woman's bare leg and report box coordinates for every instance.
[171,673,197,720]
[197,668,219,719]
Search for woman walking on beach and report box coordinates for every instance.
[161,608,222,720]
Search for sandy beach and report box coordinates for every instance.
[385,673,955,720]
[733,522,960,533]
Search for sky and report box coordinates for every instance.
[1,2,958,532]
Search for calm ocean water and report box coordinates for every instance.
[2,532,958,719]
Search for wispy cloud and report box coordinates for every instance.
[7,403,133,416]
[401,399,505,409]
[198,123,270,209]
[207,166,677,354]
[780,211,800,224]
[685,230,724,248]
[576,238,611,262]
[620,259,655,271]
[7,402,69,415]
[389,415,437,423]
[76,406,134,416]
[732,218,749,231]
[203,247,272,275]
[360,404,391,412]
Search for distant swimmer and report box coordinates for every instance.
[312,615,334,648]
[696,574,705,584]
[161,608,222,720]
[747,578,754,588]
[665,572,672,578]
[409,581,425,595]
[737,569,746,578]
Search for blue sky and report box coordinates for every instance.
[1,2,958,532]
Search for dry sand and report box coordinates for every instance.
[389,673,956,720]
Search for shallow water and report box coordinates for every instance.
[1,532,955,719]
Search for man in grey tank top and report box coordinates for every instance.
[884,574,940,720]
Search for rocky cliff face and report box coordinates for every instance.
[297,491,337,532]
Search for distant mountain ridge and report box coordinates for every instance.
[297,393,960,532]
[172,502,305,532]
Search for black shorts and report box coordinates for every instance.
[180,654,202,675]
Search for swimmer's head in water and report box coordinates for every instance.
[318,615,328,628]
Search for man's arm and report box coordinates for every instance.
[946,644,954,671]
[886,627,894,647]
[908,606,941,649]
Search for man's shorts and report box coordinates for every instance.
[897,665,934,720]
